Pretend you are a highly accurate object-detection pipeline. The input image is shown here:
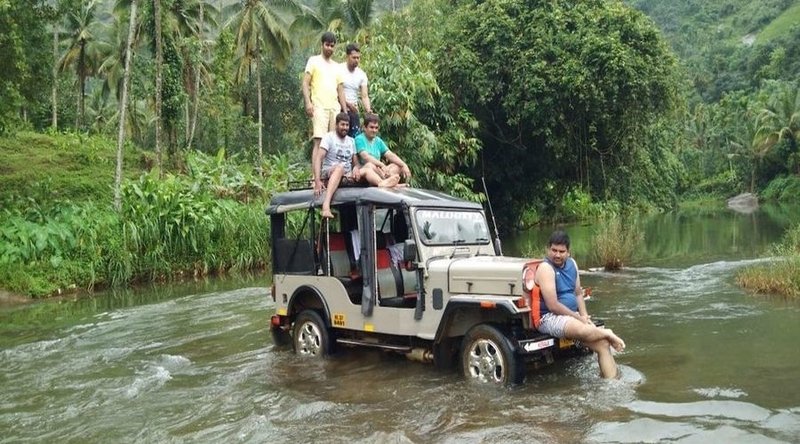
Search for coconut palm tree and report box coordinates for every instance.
[115,0,139,211]
[60,0,103,130]
[758,81,800,173]
[225,0,299,167]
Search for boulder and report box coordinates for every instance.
[727,193,759,214]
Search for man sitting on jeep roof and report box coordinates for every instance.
[314,113,398,218]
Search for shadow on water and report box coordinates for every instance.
[2,204,800,442]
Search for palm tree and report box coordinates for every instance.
[60,0,102,130]
[758,81,800,172]
[300,0,375,38]
[225,0,298,167]
[154,0,164,176]
[163,0,219,151]
[115,0,139,211]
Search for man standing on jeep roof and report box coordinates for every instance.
[303,32,342,177]
[534,230,626,379]
[338,43,372,138]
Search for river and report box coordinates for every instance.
[2,205,800,443]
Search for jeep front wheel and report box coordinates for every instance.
[461,324,523,386]
[292,310,333,357]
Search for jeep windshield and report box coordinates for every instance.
[414,209,491,246]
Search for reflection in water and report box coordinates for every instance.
[2,207,800,442]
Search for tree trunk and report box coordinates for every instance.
[52,26,58,130]
[115,0,138,212]
[186,2,202,151]
[78,43,86,129]
[154,0,163,177]
[256,41,264,171]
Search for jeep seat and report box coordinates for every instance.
[377,232,417,308]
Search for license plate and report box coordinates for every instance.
[559,338,575,349]
[521,338,554,352]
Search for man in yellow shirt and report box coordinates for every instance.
[302,32,343,179]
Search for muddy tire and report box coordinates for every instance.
[460,324,523,386]
[292,310,333,357]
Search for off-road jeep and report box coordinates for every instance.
[267,186,597,385]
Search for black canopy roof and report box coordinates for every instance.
[266,186,483,214]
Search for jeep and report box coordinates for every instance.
[267,186,598,385]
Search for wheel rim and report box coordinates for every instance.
[296,320,323,356]
[466,338,505,384]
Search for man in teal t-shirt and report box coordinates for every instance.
[355,113,412,184]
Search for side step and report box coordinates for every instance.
[336,338,412,352]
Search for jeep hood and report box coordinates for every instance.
[441,256,539,296]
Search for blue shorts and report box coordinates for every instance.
[537,312,570,338]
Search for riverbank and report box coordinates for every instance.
[736,223,800,298]
[0,131,304,298]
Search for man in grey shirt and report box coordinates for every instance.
[338,43,372,138]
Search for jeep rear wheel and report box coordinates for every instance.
[461,324,523,386]
[292,310,333,357]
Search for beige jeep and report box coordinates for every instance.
[268,186,594,385]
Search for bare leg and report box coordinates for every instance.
[385,164,400,177]
[361,167,400,187]
[586,338,618,379]
[564,319,625,379]
[321,164,344,218]
[379,175,400,188]
[311,138,321,179]
[360,167,384,186]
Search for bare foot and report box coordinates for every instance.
[604,329,626,352]
[321,209,335,219]
[378,175,400,188]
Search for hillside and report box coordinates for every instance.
[626,0,800,101]
[0,132,141,205]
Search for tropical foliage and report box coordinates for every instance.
[0,135,304,297]
[3,0,800,295]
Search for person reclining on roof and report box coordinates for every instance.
[356,113,411,186]
[314,113,399,218]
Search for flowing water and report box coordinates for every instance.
[2,205,800,443]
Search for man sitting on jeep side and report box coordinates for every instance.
[534,230,626,379]
[314,113,398,218]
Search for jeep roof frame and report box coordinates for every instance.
[266,187,483,215]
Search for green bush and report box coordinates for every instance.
[761,176,800,202]
[591,213,644,270]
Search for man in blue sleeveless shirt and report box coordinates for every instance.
[535,230,626,379]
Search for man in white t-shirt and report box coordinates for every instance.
[337,43,372,138]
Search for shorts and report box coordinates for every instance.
[312,107,338,139]
[320,165,355,185]
[537,312,570,338]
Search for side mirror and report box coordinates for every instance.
[403,240,417,263]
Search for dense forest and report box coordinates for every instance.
[1,0,799,295]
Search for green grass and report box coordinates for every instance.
[0,131,141,203]
[736,223,800,298]
[590,213,644,271]
[757,3,800,43]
